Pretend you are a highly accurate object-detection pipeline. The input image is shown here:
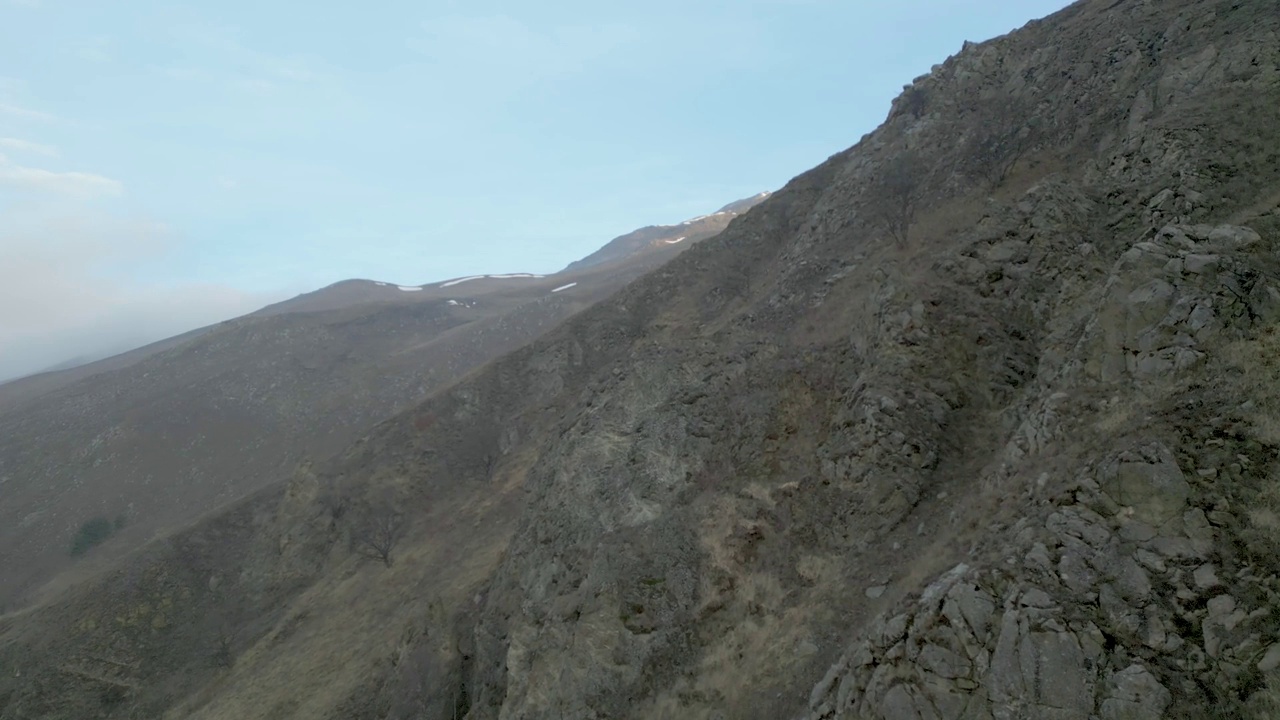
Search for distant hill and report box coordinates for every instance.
[0,193,766,610]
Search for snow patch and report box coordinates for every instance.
[551,282,578,293]
[440,275,486,288]
[447,299,460,305]
[663,236,687,245]
[398,285,423,292]
[374,281,388,286]
[440,273,544,287]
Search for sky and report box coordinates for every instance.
[0,0,1072,381]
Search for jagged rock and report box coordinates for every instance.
[1183,508,1215,542]
[1133,549,1166,574]
[1098,665,1171,720]
[1203,595,1249,659]
[1102,445,1191,526]
[918,643,971,680]
[1259,644,1280,673]
[988,608,1094,719]
[1142,606,1168,650]
[1183,253,1219,274]
[942,583,995,642]
[1203,225,1262,248]
[1194,564,1221,590]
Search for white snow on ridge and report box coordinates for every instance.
[447,299,460,305]
[440,273,545,287]
[440,275,486,288]
[551,282,577,293]
[374,281,388,286]
[398,285,423,292]
[663,236,687,245]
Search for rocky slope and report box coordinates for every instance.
[3,0,1280,718]
[0,197,756,612]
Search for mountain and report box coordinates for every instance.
[560,193,770,273]
[0,194,764,612]
[4,0,1280,718]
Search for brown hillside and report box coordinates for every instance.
[0,197,754,612]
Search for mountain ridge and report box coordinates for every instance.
[0,192,766,613]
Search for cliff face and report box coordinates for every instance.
[453,2,1280,717]
[3,0,1280,718]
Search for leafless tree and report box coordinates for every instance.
[866,152,927,246]
[212,633,234,669]
[354,502,407,568]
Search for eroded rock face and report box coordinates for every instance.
[458,0,1280,715]
[1078,223,1279,383]
[804,383,1280,720]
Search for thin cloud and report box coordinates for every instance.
[159,20,322,95]
[0,154,122,197]
[0,208,280,381]
[76,37,113,64]
[0,137,59,157]
[0,103,60,123]
[410,13,641,81]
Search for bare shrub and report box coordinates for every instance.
[212,634,233,669]
[354,498,407,568]
[865,152,928,246]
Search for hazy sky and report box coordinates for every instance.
[0,0,1072,380]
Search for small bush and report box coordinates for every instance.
[70,516,115,557]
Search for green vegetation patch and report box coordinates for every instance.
[70,516,116,557]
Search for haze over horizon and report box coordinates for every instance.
[0,0,1071,381]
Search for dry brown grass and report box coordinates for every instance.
[159,454,530,720]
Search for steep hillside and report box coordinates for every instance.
[0,196,757,612]
[3,0,1280,718]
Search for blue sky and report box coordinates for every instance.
[0,0,1072,378]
